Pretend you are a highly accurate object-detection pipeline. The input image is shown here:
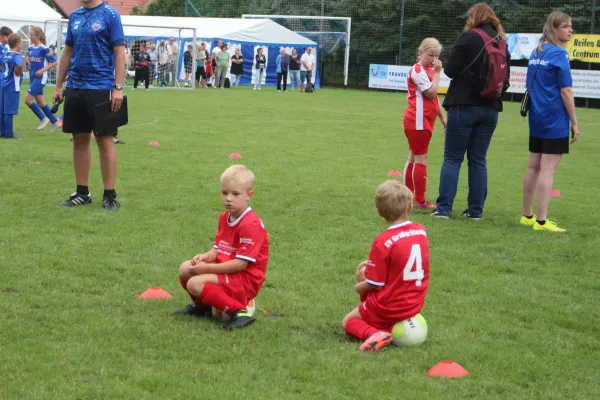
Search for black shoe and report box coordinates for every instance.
[61,192,92,207]
[431,210,450,219]
[460,209,482,221]
[102,192,120,211]
[3,136,21,140]
[50,99,63,114]
[113,137,125,144]
[173,304,212,317]
[225,310,256,330]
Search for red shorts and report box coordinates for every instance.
[404,129,432,155]
[217,273,255,305]
[358,302,395,332]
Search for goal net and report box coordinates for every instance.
[48,21,196,89]
[242,14,351,86]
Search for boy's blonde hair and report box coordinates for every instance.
[417,38,442,62]
[220,164,255,190]
[7,33,21,49]
[375,181,414,222]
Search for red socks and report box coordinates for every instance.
[403,162,414,192]
[200,283,246,315]
[344,317,379,341]
[413,162,427,203]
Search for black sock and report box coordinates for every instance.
[103,189,115,198]
[76,185,89,196]
[536,219,546,225]
[523,215,533,219]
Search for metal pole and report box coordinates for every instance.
[344,18,351,87]
[184,0,188,17]
[398,0,406,65]
[587,0,596,108]
[253,0,257,15]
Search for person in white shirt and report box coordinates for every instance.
[300,47,316,92]
[211,40,223,88]
[157,40,172,87]
[167,37,179,87]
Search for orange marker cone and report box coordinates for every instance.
[427,360,469,378]
[550,189,562,198]
[387,170,402,177]
[138,287,172,299]
[148,141,160,146]
[229,152,242,159]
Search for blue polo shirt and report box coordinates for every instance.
[526,44,573,139]
[65,3,125,90]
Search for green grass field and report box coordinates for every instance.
[1,87,599,399]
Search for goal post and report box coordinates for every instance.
[54,20,197,89]
[241,14,351,87]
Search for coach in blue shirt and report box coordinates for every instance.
[53,0,125,211]
[521,11,580,233]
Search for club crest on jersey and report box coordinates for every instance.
[91,21,103,32]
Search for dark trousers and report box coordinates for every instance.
[134,68,149,89]
[435,106,499,217]
[277,71,288,91]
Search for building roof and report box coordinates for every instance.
[53,0,149,17]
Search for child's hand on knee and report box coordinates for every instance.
[191,253,207,266]
[356,261,368,282]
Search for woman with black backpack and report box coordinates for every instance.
[432,2,510,220]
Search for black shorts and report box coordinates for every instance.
[196,66,206,81]
[529,136,569,154]
[185,64,192,74]
[62,88,117,136]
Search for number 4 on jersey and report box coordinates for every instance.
[404,244,424,286]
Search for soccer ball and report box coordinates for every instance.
[213,299,256,321]
[391,313,428,346]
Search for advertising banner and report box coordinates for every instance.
[506,33,541,60]
[566,34,600,63]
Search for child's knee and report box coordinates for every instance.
[179,260,191,277]
[186,276,204,297]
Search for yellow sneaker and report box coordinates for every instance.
[520,215,536,226]
[533,219,566,232]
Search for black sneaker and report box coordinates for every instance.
[102,192,120,211]
[225,310,256,330]
[50,98,63,114]
[61,192,92,207]
[173,303,212,317]
[460,209,482,221]
[431,210,450,219]
[113,137,125,144]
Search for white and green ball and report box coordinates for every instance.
[391,313,428,346]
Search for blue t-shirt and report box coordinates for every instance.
[65,3,125,90]
[28,45,56,85]
[0,43,8,77]
[2,51,23,92]
[526,43,573,139]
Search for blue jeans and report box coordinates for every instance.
[289,70,300,88]
[231,74,242,87]
[435,106,498,217]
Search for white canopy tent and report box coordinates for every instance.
[119,16,317,47]
[0,0,62,47]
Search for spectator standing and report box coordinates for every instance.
[300,47,316,92]
[216,44,230,89]
[289,49,301,92]
[432,3,510,220]
[183,44,193,87]
[168,37,179,87]
[133,43,151,90]
[147,43,157,87]
[276,48,289,92]
[157,39,172,87]
[254,48,266,91]
[230,47,244,88]
[195,43,207,88]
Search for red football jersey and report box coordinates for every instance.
[363,221,430,323]
[404,63,439,132]
[213,207,269,296]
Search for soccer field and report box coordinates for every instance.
[1,87,599,399]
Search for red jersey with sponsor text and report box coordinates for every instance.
[363,221,430,323]
[213,207,269,295]
[404,63,439,131]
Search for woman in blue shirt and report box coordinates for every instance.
[521,11,580,233]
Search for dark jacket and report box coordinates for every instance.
[442,23,511,112]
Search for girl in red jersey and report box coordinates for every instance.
[403,38,447,209]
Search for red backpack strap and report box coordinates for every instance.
[472,28,494,43]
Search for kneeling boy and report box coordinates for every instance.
[342,180,430,352]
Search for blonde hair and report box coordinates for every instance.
[537,12,571,53]
[465,3,506,38]
[220,165,255,190]
[8,33,21,49]
[30,26,46,45]
[375,181,414,222]
[417,38,442,62]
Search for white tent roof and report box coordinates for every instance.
[120,16,317,46]
[0,0,62,45]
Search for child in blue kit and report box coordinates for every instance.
[1,33,23,140]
